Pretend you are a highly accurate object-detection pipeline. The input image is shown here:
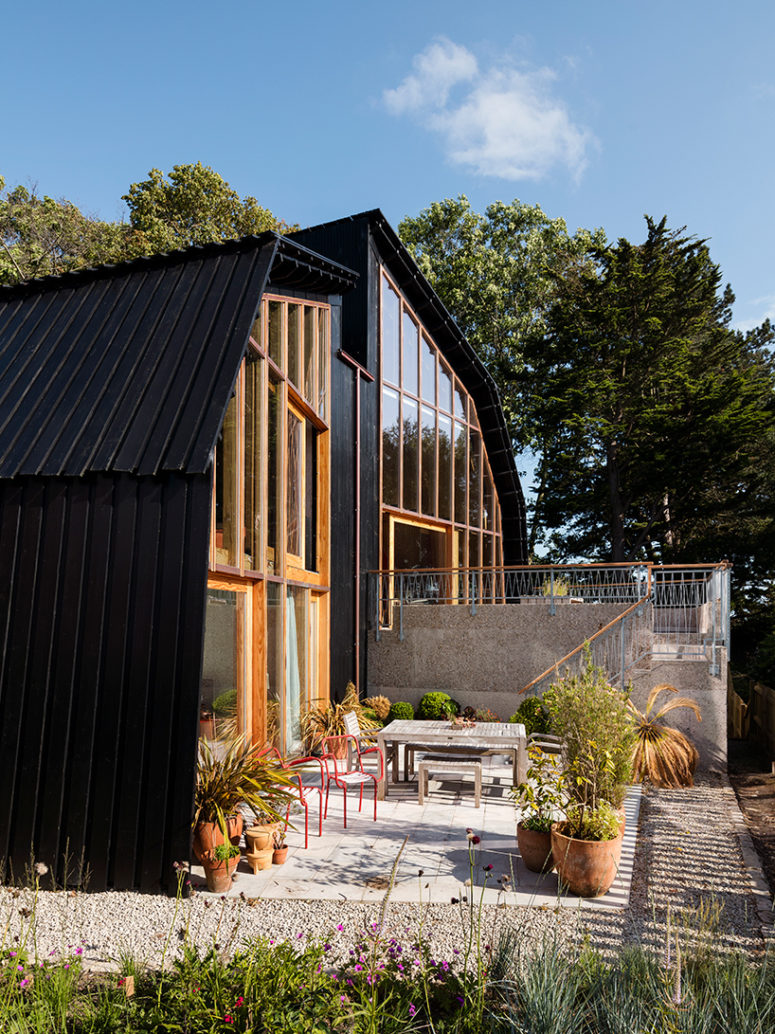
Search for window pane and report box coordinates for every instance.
[215,394,238,567]
[244,353,263,571]
[402,396,418,512]
[483,467,494,533]
[266,582,283,750]
[202,589,245,733]
[421,404,436,516]
[250,307,262,349]
[304,306,316,403]
[438,413,452,521]
[469,429,481,528]
[382,278,400,385]
[305,422,317,570]
[267,377,281,572]
[287,408,303,557]
[439,361,453,412]
[482,533,494,568]
[402,311,418,396]
[268,300,283,367]
[317,308,329,420]
[469,530,481,569]
[454,382,467,420]
[382,386,400,507]
[421,335,436,405]
[287,304,302,387]
[286,585,308,755]
[454,421,467,525]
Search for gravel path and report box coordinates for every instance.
[1,777,772,972]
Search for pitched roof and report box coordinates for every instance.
[0,235,356,478]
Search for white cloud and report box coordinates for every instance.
[734,294,775,333]
[382,39,594,182]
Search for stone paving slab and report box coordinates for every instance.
[190,758,642,911]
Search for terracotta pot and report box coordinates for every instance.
[517,822,553,873]
[202,853,239,893]
[192,814,244,863]
[245,847,273,873]
[272,846,289,865]
[244,823,279,854]
[551,821,624,898]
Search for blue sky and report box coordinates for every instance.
[3,0,774,330]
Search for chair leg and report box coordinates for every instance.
[475,767,481,808]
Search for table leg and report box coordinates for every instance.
[376,733,388,800]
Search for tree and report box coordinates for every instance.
[398,196,606,452]
[530,217,775,563]
[0,176,135,284]
[122,162,293,253]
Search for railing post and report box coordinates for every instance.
[549,569,556,616]
[398,573,404,642]
[620,613,627,689]
[470,570,477,616]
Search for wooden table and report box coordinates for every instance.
[375,719,527,799]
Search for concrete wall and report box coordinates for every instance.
[367,602,726,774]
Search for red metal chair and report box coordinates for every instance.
[260,745,327,849]
[321,734,382,828]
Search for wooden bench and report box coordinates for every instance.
[417,755,482,807]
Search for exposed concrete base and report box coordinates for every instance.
[367,604,727,775]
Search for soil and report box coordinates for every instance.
[727,738,775,899]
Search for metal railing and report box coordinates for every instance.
[369,562,731,684]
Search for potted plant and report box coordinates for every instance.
[301,682,378,756]
[273,828,289,865]
[192,736,294,873]
[512,747,565,872]
[202,841,241,893]
[542,653,636,897]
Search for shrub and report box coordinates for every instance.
[543,651,635,810]
[417,691,455,720]
[509,697,550,736]
[300,682,378,751]
[363,694,392,720]
[387,700,415,722]
[474,707,500,722]
[629,683,701,787]
[361,706,383,727]
[212,687,237,718]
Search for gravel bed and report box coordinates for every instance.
[1,777,769,972]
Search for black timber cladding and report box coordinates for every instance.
[291,211,528,565]
[0,234,358,891]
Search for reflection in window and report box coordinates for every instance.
[454,421,467,525]
[382,387,400,507]
[402,396,418,512]
[421,336,436,405]
[305,422,317,571]
[215,395,238,567]
[421,405,436,516]
[469,429,481,528]
[382,278,400,385]
[244,353,263,570]
[266,583,283,749]
[287,408,303,558]
[438,414,452,521]
[317,308,328,420]
[268,300,283,366]
[304,306,315,402]
[288,304,301,387]
[402,312,418,396]
[439,361,453,413]
[267,377,281,571]
[286,585,308,755]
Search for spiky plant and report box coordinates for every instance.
[363,694,392,720]
[628,684,701,788]
[300,682,378,751]
[193,736,294,831]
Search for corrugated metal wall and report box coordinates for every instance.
[0,472,211,892]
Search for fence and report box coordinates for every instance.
[729,669,775,758]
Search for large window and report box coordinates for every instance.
[208,293,331,749]
[379,271,504,578]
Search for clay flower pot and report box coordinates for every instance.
[202,853,239,893]
[517,822,553,873]
[192,814,244,864]
[551,821,624,898]
[272,846,289,865]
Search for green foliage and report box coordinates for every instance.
[387,700,415,722]
[562,799,622,842]
[213,841,240,861]
[122,162,293,254]
[360,706,382,727]
[509,697,550,735]
[512,746,565,833]
[417,691,455,720]
[212,688,237,718]
[543,653,635,810]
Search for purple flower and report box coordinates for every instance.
[483,863,493,872]
[409,1004,417,1017]
[336,923,344,931]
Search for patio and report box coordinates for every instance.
[189,755,642,910]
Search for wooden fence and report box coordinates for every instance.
[728,666,775,758]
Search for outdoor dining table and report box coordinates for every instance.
[375,719,527,799]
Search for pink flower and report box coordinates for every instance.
[234,996,244,1008]
[20,978,30,988]
[224,1016,233,1025]
[409,1004,417,1017]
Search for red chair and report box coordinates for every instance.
[260,746,327,849]
[322,734,382,828]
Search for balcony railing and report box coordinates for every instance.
[369,562,731,683]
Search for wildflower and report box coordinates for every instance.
[451,896,459,904]
[324,943,332,951]
[17,965,23,972]
[297,932,304,939]
[465,828,472,833]
[354,964,363,972]
[409,1003,417,1017]
[75,947,83,956]
[455,995,464,1005]
[224,1015,233,1024]
[483,863,493,872]
[20,978,30,988]
[418,869,424,876]
[234,996,244,1008]
[467,833,481,844]
[336,923,344,931]
[35,862,49,876]
[340,994,347,1002]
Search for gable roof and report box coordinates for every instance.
[0,235,356,479]
[290,210,528,564]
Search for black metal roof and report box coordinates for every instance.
[290,210,528,562]
[0,234,357,478]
